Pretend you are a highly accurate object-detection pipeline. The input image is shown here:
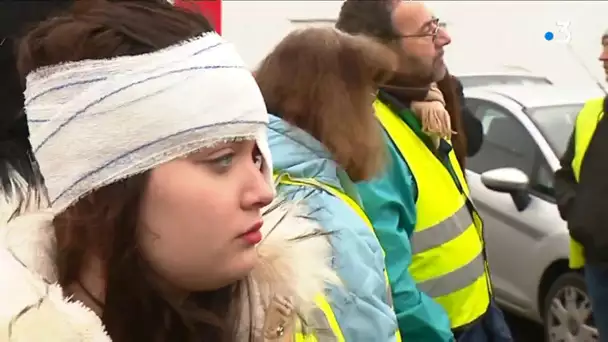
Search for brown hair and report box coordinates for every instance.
[255,27,396,181]
[437,72,467,169]
[17,1,240,341]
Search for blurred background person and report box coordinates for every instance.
[255,26,401,341]
[0,1,337,341]
[336,0,512,341]
[554,28,608,342]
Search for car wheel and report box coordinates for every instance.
[543,272,598,342]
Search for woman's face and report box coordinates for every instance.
[137,140,273,292]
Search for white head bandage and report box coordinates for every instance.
[25,32,272,212]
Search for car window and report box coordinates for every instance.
[480,108,505,135]
[467,102,538,176]
[459,75,552,88]
[534,161,555,198]
[468,101,557,198]
[526,104,582,158]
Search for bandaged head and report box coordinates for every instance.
[24,32,273,212]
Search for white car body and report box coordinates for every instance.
[463,84,604,340]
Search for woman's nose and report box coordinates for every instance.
[241,167,274,210]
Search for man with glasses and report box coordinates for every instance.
[336,1,513,341]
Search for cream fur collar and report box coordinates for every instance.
[0,198,337,341]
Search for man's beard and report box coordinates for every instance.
[399,53,445,85]
[432,60,447,82]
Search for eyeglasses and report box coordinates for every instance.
[394,18,443,42]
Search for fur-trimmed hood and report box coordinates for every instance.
[0,197,337,341]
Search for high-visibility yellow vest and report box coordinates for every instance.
[294,294,346,342]
[374,99,491,329]
[275,173,402,342]
[569,97,605,269]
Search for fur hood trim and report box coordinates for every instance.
[0,211,110,341]
[0,198,337,341]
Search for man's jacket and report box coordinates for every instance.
[357,94,456,342]
[555,96,608,264]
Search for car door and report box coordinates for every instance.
[464,99,559,313]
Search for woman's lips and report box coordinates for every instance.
[240,221,263,245]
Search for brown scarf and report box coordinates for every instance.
[380,71,430,103]
[380,72,467,169]
[410,83,454,148]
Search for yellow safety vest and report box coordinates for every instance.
[374,99,491,329]
[294,294,345,342]
[569,97,605,269]
[275,174,402,342]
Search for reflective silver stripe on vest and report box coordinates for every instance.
[386,281,394,307]
[302,307,337,341]
[417,252,485,298]
[411,205,473,255]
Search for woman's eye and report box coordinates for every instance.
[253,153,263,170]
[210,153,234,169]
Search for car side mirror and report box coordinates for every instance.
[481,168,531,211]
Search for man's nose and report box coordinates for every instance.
[435,27,451,47]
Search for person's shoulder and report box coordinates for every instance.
[360,139,415,191]
[255,197,340,319]
[297,187,361,223]
[576,96,606,120]
[585,95,606,108]
[0,211,110,342]
[0,246,110,341]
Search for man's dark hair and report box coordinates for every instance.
[335,0,398,43]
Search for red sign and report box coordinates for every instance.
[174,0,222,35]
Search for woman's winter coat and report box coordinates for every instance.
[0,198,337,341]
[267,114,400,341]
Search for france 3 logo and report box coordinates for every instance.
[544,21,571,43]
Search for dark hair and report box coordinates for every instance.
[18,0,213,74]
[335,0,399,43]
[255,27,395,181]
[0,1,72,223]
[17,1,240,341]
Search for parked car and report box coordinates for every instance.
[463,84,604,341]
[457,71,553,88]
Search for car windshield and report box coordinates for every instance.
[526,104,584,157]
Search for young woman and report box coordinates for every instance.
[0,1,337,341]
[255,27,401,341]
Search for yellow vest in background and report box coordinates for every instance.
[374,99,491,329]
[275,174,402,342]
[569,97,605,269]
